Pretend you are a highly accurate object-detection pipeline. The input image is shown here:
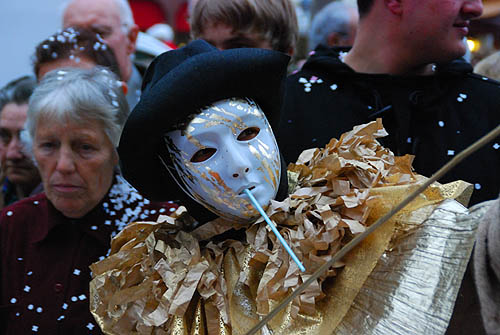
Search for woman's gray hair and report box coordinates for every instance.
[27,67,129,147]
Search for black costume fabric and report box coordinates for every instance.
[278,46,500,206]
[119,40,290,223]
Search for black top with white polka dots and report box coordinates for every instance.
[0,174,177,334]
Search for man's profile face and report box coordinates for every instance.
[63,0,137,81]
[0,103,40,188]
[402,0,483,63]
[197,21,272,51]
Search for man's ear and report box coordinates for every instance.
[384,0,403,16]
[127,24,140,54]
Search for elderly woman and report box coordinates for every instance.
[0,67,176,334]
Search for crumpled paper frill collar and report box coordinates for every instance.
[90,119,419,333]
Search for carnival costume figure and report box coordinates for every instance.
[90,40,480,335]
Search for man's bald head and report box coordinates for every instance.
[62,0,138,81]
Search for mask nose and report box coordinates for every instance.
[232,167,249,178]
[226,144,252,179]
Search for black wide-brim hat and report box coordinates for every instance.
[118,40,290,220]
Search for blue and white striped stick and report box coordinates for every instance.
[244,189,306,272]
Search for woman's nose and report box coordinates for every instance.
[55,149,76,173]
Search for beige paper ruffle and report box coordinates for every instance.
[90,120,474,334]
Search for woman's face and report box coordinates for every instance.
[166,98,281,222]
[33,117,117,218]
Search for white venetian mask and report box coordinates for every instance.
[165,98,281,222]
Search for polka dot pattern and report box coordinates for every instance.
[2,174,178,333]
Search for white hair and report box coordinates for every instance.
[27,67,129,147]
[113,0,135,32]
[309,1,358,51]
[61,0,135,33]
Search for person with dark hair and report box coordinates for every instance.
[190,0,298,55]
[278,0,497,206]
[277,0,497,334]
[0,76,41,208]
[33,26,121,80]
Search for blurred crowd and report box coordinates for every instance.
[0,0,499,334]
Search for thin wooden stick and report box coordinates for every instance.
[245,125,500,335]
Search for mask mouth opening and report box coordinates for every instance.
[238,185,255,195]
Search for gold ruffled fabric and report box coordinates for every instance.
[90,120,474,334]
[335,198,476,335]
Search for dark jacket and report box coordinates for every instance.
[278,46,500,206]
[0,174,177,335]
[474,195,500,335]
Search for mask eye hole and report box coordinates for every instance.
[237,127,260,141]
[190,148,216,163]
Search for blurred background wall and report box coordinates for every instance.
[0,0,66,87]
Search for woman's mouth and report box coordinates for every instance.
[52,184,82,193]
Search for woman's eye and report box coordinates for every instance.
[76,143,97,156]
[39,142,55,149]
[190,148,216,163]
[80,144,94,151]
[237,127,260,141]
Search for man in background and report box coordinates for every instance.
[278,0,498,204]
[62,0,141,108]
[190,0,298,55]
[0,76,41,208]
[308,0,358,51]
[278,0,498,333]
